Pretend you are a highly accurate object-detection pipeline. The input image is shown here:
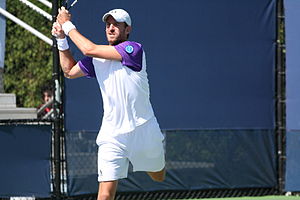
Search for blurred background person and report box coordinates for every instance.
[37,85,53,119]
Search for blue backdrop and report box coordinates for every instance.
[65,0,276,131]
[0,124,52,197]
[64,0,277,195]
[284,0,300,192]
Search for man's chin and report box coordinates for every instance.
[109,39,124,46]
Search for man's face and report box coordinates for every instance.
[43,91,52,103]
[105,16,131,45]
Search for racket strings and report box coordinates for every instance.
[64,0,78,10]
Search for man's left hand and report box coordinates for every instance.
[57,7,71,25]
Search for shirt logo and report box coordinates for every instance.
[125,45,134,54]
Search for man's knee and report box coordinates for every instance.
[98,193,114,200]
[148,168,166,182]
[151,174,165,182]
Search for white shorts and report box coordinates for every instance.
[97,117,165,182]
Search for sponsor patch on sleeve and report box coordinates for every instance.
[125,45,134,54]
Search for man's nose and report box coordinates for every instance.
[109,24,115,31]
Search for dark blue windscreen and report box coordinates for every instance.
[285,131,300,191]
[65,0,276,131]
[0,125,51,197]
[285,0,300,130]
[64,0,276,195]
[66,129,277,196]
[118,130,276,192]
[284,0,300,192]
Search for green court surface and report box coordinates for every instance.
[177,196,300,200]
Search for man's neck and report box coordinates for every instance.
[110,39,127,46]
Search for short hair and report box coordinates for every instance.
[41,83,53,96]
[125,23,130,39]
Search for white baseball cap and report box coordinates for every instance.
[102,9,132,26]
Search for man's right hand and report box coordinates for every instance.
[51,21,65,39]
[57,7,72,25]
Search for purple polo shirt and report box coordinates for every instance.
[78,41,143,78]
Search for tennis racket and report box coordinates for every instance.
[64,0,78,10]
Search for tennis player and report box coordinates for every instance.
[52,7,165,200]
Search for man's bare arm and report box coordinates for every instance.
[52,21,85,79]
[59,50,84,79]
[57,7,122,61]
[68,29,122,61]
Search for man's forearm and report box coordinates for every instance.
[54,32,77,75]
[59,50,77,75]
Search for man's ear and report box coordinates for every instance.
[125,25,132,35]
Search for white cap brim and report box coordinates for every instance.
[102,13,112,23]
[102,9,132,26]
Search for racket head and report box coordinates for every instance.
[63,0,68,8]
[64,0,78,10]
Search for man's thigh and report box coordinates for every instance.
[98,143,129,182]
[129,118,165,172]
